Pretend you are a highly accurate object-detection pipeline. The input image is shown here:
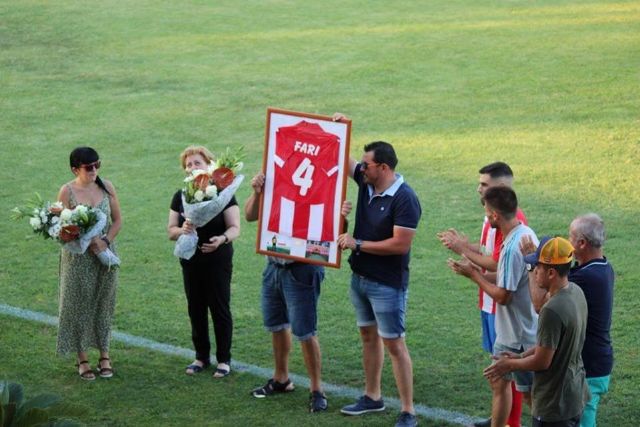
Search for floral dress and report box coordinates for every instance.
[56,185,118,355]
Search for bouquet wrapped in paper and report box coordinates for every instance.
[174,147,245,260]
[12,193,121,268]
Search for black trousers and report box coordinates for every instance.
[181,260,233,364]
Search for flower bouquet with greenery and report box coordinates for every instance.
[175,147,245,260]
[10,193,65,240]
[12,193,120,267]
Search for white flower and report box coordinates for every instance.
[208,161,219,173]
[51,216,59,224]
[194,190,205,202]
[184,175,195,183]
[48,224,61,238]
[74,205,88,215]
[40,211,47,223]
[192,169,208,178]
[60,209,73,222]
[30,217,42,230]
[51,201,63,210]
[205,185,217,198]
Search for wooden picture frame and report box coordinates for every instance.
[255,108,351,268]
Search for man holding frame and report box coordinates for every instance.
[245,172,328,412]
[336,124,422,427]
[244,109,351,413]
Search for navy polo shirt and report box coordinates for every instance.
[569,257,615,378]
[348,164,421,289]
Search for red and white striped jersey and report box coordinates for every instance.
[268,121,340,242]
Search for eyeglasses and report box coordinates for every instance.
[361,161,382,170]
[79,160,101,171]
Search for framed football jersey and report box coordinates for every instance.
[257,108,351,268]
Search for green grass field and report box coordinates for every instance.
[1,1,639,425]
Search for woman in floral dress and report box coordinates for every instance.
[56,147,122,380]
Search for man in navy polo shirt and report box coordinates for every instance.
[568,214,614,427]
[337,140,422,427]
[520,213,614,427]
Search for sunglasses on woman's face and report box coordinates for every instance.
[79,160,101,171]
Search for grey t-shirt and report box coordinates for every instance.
[495,224,539,349]
[533,282,590,421]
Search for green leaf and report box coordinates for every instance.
[10,207,27,220]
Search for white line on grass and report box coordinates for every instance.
[1,302,479,426]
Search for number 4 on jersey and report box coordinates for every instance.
[292,157,315,196]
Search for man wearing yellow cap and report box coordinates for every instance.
[484,236,590,427]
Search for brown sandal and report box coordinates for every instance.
[98,357,114,378]
[76,360,96,381]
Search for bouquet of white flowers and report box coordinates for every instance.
[10,194,65,240]
[12,193,121,268]
[174,147,245,260]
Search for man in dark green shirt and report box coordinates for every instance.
[484,236,590,426]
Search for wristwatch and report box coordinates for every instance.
[222,234,229,244]
[101,235,111,246]
[355,239,363,255]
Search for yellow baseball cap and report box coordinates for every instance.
[524,236,574,266]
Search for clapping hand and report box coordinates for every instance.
[437,228,468,255]
[520,234,538,256]
[483,352,517,381]
[447,255,480,279]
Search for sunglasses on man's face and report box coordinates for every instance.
[79,160,101,171]
[361,161,382,170]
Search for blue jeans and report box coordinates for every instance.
[261,262,324,341]
[349,274,407,339]
[580,375,610,427]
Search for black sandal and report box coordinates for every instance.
[97,357,114,378]
[76,360,96,381]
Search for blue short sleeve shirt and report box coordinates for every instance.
[348,165,422,289]
[569,258,615,377]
